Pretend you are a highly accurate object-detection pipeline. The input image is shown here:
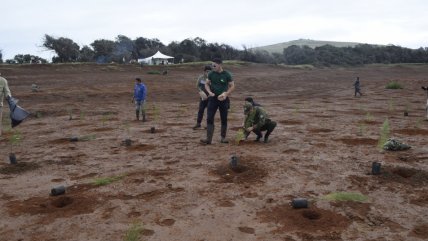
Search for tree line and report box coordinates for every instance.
[1,34,428,65]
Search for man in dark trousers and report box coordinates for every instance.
[243,102,277,143]
[132,77,147,121]
[193,65,212,130]
[200,58,235,144]
[354,77,362,97]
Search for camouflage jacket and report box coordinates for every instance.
[244,106,269,131]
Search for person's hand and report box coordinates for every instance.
[208,92,215,97]
[246,126,253,132]
[218,92,227,101]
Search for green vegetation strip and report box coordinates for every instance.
[323,192,368,202]
[93,175,125,186]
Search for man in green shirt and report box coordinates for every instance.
[243,102,277,143]
[0,74,12,136]
[200,58,235,144]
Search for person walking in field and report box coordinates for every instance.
[243,102,277,143]
[193,65,212,130]
[354,76,362,97]
[0,74,12,136]
[132,77,147,121]
[200,58,235,144]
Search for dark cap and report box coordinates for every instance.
[245,97,254,103]
[243,102,253,114]
[135,77,142,82]
[204,65,212,71]
[212,58,222,64]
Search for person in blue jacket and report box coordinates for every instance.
[132,77,147,121]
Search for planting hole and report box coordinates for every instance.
[302,210,321,220]
[51,196,73,208]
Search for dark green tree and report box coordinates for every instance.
[42,34,80,63]
[79,45,95,62]
[90,39,115,63]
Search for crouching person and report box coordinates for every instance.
[243,103,277,143]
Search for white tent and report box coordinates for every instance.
[138,51,174,65]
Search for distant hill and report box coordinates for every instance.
[250,39,370,54]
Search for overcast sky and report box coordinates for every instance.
[1,0,427,60]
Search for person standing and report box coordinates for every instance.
[0,74,12,136]
[132,77,147,121]
[243,103,277,143]
[354,77,362,97]
[193,65,212,130]
[201,58,235,144]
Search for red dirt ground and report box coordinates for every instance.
[0,63,427,241]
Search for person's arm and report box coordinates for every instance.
[3,79,12,98]
[205,79,215,97]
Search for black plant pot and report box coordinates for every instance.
[124,138,132,146]
[372,162,381,175]
[404,112,409,116]
[229,155,239,169]
[69,137,79,142]
[291,198,308,209]
[51,185,66,196]
[9,153,17,164]
[150,127,156,133]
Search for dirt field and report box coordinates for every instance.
[0,63,427,241]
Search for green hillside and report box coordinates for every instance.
[251,39,367,54]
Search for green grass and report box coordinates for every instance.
[323,192,368,202]
[385,81,403,89]
[378,119,390,149]
[93,175,124,186]
[124,222,143,241]
[147,70,161,75]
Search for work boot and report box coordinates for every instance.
[193,123,202,130]
[200,124,214,145]
[135,110,139,120]
[264,121,277,143]
[253,129,262,142]
[142,113,146,122]
[220,125,229,143]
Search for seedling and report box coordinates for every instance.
[35,111,42,119]
[377,119,390,150]
[365,112,374,122]
[79,110,85,120]
[9,130,22,164]
[123,222,143,241]
[67,108,73,120]
[357,123,366,136]
[235,128,246,145]
[101,113,111,126]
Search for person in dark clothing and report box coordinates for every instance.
[193,65,212,130]
[354,77,362,97]
[200,58,235,144]
[243,102,277,143]
[132,77,147,121]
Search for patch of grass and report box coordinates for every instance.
[124,222,143,241]
[147,70,161,75]
[93,175,124,186]
[385,81,403,89]
[323,192,368,202]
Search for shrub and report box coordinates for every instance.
[385,81,402,89]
